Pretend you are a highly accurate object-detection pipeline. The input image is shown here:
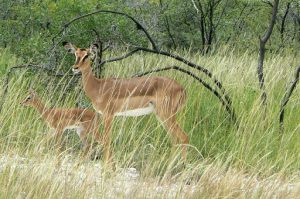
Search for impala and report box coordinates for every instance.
[21,89,101,154]
[63,42,189,162]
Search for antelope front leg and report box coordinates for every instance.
[102,115,114,163]
[78,129,90,156]
[91,125,102,145]
[53,129,64,154]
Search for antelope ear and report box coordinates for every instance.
[90,43,99,54]
[63,41,76,54]
[89,43,99,60]
[29,88,37,96]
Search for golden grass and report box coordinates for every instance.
[0,49,299,198]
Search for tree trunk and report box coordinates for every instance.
[257,0,280,105]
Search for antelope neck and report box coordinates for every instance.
[80,63,101,100]
[33,98,47,116]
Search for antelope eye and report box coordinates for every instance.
[26,96,31,100]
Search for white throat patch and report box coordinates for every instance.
[72,68,81,74]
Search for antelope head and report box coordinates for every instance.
[63,42,99,74]
[21,89,38,106]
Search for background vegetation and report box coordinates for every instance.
[1,0,300,59]
[0,0,300,198]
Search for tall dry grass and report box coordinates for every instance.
[0,48,299,198]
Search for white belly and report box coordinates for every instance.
[115,103,154,117]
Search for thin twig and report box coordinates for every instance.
[50,10,158,53]
[279,66,300,132]
[133,65,237,123]
[100,46,233,109]
[0,63,78,113]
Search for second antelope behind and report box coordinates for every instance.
[21,89,101,154]
[63,42,189,162]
